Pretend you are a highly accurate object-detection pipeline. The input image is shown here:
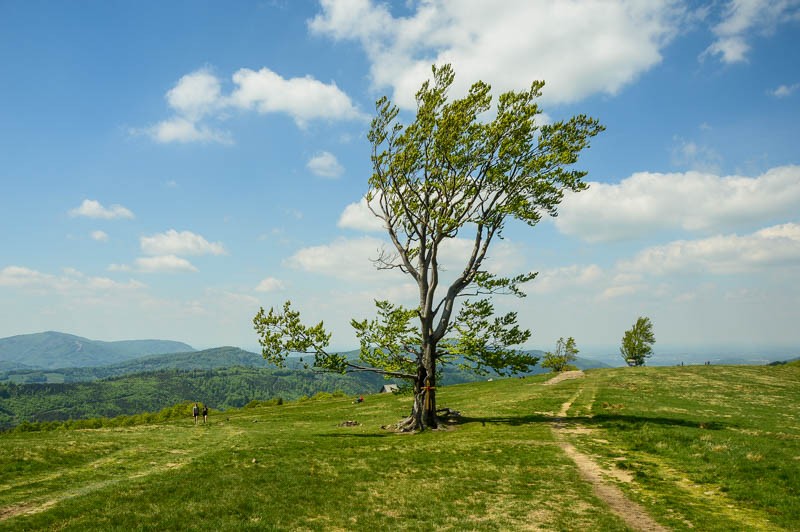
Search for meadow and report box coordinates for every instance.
[1,362,798,531]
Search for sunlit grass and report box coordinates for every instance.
[1,364,798,530]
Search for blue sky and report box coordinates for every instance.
[1,0,799,356]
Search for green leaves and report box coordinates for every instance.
[351,300,419,376]
[620,316,656,367]
[252,301,335,370]
[542,337,579,373]
[446,299,535,376]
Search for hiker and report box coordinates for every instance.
[193,403,200,425]
[202,404,209,424]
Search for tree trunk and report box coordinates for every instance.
[394,350,438,432]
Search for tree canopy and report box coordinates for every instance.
[254,64,603,431]
[620,316,656,367]
[541,337,579,373]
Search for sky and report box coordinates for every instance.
[1,0,799,356]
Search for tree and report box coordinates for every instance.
[541,337,579,373]
[253,64,603,431]
[620,316,655,366]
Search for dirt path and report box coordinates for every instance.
[551,384,668,532]
[543,369,585,386]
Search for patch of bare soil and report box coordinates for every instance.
[543,370,585,386]
[552,392,668,532]
[0,504,31,520]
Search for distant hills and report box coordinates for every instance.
[0,331,194,370]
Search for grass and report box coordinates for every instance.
[1,364,798,530]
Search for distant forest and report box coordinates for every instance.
[0,366,389,429]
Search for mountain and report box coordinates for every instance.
[0,346,267,384]
[0,331,194,370]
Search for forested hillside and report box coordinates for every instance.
[0,366,387,429]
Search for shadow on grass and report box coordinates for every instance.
[316,433,390,438]
[450,413,728,431]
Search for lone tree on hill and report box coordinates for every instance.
[253,64,603,431]
[620,316,656,366]
[542,337,579,373]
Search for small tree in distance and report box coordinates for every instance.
[620,316,655,366]
[541,337,579,373]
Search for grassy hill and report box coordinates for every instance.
[0,331,194,369]
[0,363,797,530]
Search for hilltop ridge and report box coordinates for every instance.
[0,331,194,370]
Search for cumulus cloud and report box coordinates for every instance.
[166,68,222,120]
[338,195,385,232]
[286,236,390,283]
[309,0,685,108]
[555,165,800,242]
[146,117,232,144]
[618,223,800,275]
[230,67,364,127]
[255,277,286,292]
[307,151,344,178]
[90,230,109,242]
[702,0,800,64]
[69,199,134,220]
[140,229,226,256]
[135,255,199,273]
[142,66,363,144]
[772,82,800,97]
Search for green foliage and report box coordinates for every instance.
[254,65,602,429]
[541,337,579,373]
[620,316,656,366]
[445,299,537,376]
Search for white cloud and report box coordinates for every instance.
[135,255,199,273]
[338,195,385,232]
[255,277,286,292]
[140,229,226,256]
[0,266,58,288]
[600,284,642,300]
[143,66,364,143]
[618,223,800,275]
[229,67,364,127]
[286,233,525,287]
[147,117,232,144]
[90,230,109,242]
[69,199,134,220]
[166,68,221,120]
[772,82,800,97]
[529,264,604,294]
[310,0,685,108]
[307,151,344,178]
[702,0,800,64]
[286,236,391,283]
[556,165,800,242]
[0,265,145,292]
